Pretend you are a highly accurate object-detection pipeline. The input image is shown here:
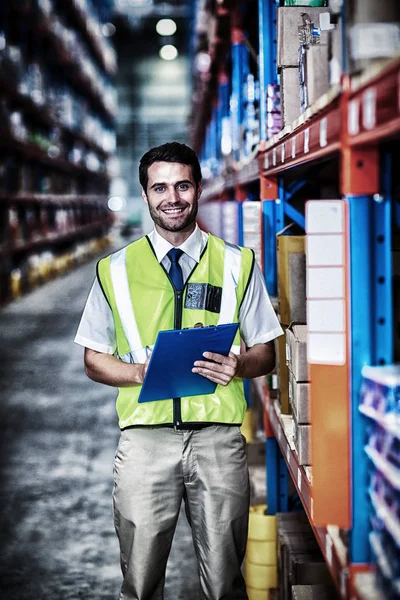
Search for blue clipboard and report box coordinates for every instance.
[138,323,239,403]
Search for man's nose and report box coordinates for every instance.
[167,187,180,203]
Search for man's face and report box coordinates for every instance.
[142,161,201,234]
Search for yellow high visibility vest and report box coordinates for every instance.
[97,233,254,429]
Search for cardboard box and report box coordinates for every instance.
[329,17,343,85]
[292,585,339,600]
[288,550,333,589]
[347,0,400,24]
[304,34,329,106]
[293,419,312,465]
[278,525,330,600]
[281,67,302,127]
[278,524,319,600]
[289,372,311,424]
[346,0,400,74]
[277,234,306,325]
[277,7,331,68]
[286,325,308,382]
[277,327,290,414]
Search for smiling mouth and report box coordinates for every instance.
[162,207,186,214]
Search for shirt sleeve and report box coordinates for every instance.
[74,277,116,354]
[238,261,283,347]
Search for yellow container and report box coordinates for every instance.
[246,539,277,566]
[248,505,277,541]
[241,408,255,442]
[247,586,271,600]
[245,561,277,590]
[10,269,22,297]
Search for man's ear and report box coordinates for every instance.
[197,182,202,200]
[141,188,148,204]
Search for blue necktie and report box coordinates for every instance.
[167,248,184,291]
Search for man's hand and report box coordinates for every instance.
[84,348,152,387]
[139,352,152,384]
[191,341,276,386]
[192,351,241,386]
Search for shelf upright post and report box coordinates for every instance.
[341,76,393,583]
[237,201,244,246]
[258,0,277,143]
[264,392,289,515]
[258,1,284,511]
[258,0,279,292]
[231,9,248,164]
[210,105,219,176]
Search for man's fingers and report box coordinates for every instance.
[193,359,235,374]
[202,351,232,365]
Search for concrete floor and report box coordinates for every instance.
[0,252,266,600]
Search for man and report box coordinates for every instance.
[75,142,283,600]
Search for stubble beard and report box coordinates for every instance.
[149,200,198,232]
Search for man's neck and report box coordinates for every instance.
[154,224,196,247]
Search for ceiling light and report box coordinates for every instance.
[127,0,152,6]
[195,52,211,73]
[102,23,116,37]
[159,44,178,61]
[156,19,177,36]
[108,196,127,212]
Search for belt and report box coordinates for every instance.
[121,423,233,432]
[172,423,214,431]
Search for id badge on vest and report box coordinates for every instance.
[184,283,222,313]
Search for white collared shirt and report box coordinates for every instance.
[74,225,283,354]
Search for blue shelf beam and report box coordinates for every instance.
[258,0,278,142]
[266,438,289,514]
[231,35,249,161]
[348,183,393,564]
[284,203,306,230]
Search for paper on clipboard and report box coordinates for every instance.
[138,323,239,403]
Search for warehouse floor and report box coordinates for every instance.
[0,246,266,600]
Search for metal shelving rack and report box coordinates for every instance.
[191,1,399,597]
[0,0,116,303]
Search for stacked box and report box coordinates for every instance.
[266,84,282,139]
[281,67,302,128]
[277,325,290,414]
[329,14,343,85]
[286,324,311,465]
[292,585,339,599]
[277,7,331,68]
[303,32,330,107]
[292,421,312,465]
[277,513,334,600]
[346,0,400,74]
[276,235,306,414]
[277,235,306,325]
[277,7,331,124]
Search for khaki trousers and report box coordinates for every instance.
[113,425,249,600]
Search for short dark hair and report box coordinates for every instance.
[139,142,202,193]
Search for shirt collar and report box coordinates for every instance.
[147,224,207,264]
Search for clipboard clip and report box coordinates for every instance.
[182,322,205,330]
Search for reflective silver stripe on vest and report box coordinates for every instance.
[218,242,242,325]
[111,241,242,360]
[110,248,147,363]
[219,242,242,355]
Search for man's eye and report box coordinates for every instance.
[155,186,165,193]
[178,184,189,191]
